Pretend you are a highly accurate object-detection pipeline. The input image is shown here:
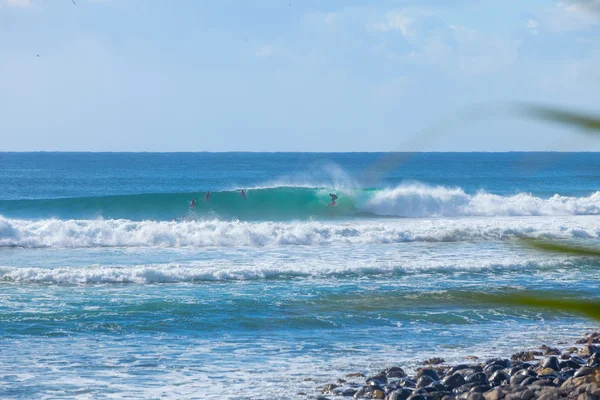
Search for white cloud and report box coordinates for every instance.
[527,19,539,35]
[372,12,413,37]
[547,1,600,31]
[255,46,274,58]
[4,0,32,7]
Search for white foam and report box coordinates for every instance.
[361,184,600,217]
[0,254,580,284]
[1,215,600,248]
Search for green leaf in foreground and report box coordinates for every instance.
[521,239,600,257]
[520,105,600,132]
[464,292,600,321]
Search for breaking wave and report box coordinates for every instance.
[1,215,599,248]
[2,184,600,221]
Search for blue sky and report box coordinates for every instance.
[1,0,600,151]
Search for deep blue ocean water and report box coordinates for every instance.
[1,152,599,399]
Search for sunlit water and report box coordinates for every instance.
[1,153,599,399]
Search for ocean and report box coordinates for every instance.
[1,152,599,399]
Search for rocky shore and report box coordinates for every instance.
[315,332,600,400]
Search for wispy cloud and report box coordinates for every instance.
[256,46,274,58]
[3,0,32,8]
[371,11,413,37]
[547,0,600,31]
[527,19,539,35]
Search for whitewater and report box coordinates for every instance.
[2,152,600,399]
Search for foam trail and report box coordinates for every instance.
[1,215,600,248]
[0,256,584,284]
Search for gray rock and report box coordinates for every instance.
[470,385,492,393]
[574,367,595,378]
[468,393,484,400]
[578,393,596,400]
[561,360,585,369]
[443,373,467,389]
[483,388,504,400]
[398,378,416,388]
[368,375,388,386]
[417,376,436,389]
[579,346,600,358]
[449,365,472,375]
[561,367,577,378]
[536,394,554,400]
[406,394,428,400]
[520,389,534,400]
[529,379,554,388]
[466,373,489,386]
[542,357,560,371]
[417,369,441,381]
[572,356,587,365]
[490,371,510,387]
[588,353,600,367]
[386,388,413,400]
[387,367,408,379]
[341,388,358,397]
[519,377,539,386]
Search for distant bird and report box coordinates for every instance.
[37,54,39,57]
[72,0,76,5]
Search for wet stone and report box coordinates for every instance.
[580,346,600,358]
[466,373,489,386]
[470,385,492,393]
[588,353,600,367]
[575,367,595,378]
[483,388,504,400]
[387,389,413,400]
[520,389,534,400]
[424,358,446,366]
[398,378,417,388]
[417,376,436,389]
[490,371,510,387]
[542,357,560,371]
[443,373,466,389]
[468,393,484,400]
[387,367,407,379]
[368,375,388,386]
[449,365,472,375]
[417,369,441,381]
[561,360,585,370]
[519,377,539,386]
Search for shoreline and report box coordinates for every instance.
[314,332,600,400]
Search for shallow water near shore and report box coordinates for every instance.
[1,152,599,399]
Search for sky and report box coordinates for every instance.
[1,0,600,152]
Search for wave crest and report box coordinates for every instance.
[1,216,599,248]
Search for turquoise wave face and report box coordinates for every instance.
[0,187,365,221]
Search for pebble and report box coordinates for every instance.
[315,333,600,400]
[483,387,503,400]
[575,367,596,378]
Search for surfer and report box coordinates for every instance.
[329,193,338,206]
[240,189,247,200]
[205,191,211,202]
[190,199,196,209]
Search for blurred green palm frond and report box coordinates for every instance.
[522,239,600,257]
[463,292,600,321]
[519,104,600,133]
[496,104,600,321]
